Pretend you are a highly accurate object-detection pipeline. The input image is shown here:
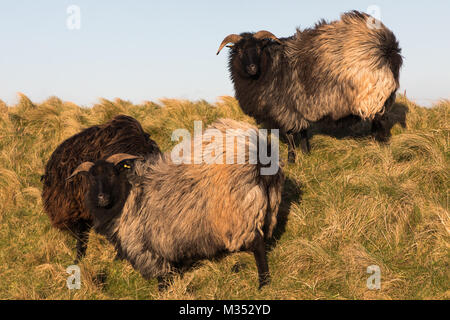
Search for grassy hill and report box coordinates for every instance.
[0,94,448,299]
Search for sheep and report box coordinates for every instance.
[41,115,161,263]
[65,153,145,261]
[69,118,284,289]
[217,11,403,161]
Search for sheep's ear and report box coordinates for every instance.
[105,153,144,166]
[67,162,94,181]
[127,174,143,188]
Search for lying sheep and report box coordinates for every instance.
[41,115,161,262]
[69,118,284,289]
[217,11,403,161]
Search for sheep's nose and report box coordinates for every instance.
[246,64,258,75]
[97,193,110,207]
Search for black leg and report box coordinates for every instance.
[371,119,389,143]
[74,221,91,264]
[299,129,311,154]
[114,251,124,261]
[157,276,170,292]
[286,133,296,163]
[252,235,270,289]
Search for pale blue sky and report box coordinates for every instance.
[0,0,449,107]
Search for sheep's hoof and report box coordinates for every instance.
[258,276,270,290]
[74,253,84,265]
[373,133,390,143]
[288,151,296,163]
[157,276,170,292]
[158,283,168,292]
[114,252,124,261]
[299,141,311,155]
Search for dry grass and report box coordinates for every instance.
[0,94,448,300]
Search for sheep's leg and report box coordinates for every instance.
[74,221,90,264]
[299,129,311,154]
[114,251,124,261]
[371,119,389,142]
[252,235,270,289]
[372,92,395,142]
[286,133,296,163]
[157,275,171,292]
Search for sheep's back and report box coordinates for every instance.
[41,115,161,230]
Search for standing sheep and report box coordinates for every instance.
[41,115,161,262]
[217,11,403,161]
[69,119,284,289]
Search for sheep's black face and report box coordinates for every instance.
[87,160,124,208]
[233,38,267,79]
[68,153,141,215]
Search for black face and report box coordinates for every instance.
[234,37,268,79]
[87,160,130,208]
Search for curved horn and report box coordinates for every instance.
[105,153,144,166]
[67,162,94,181]
[253,30,281,43]
[216,34,243,55]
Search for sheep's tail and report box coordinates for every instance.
[370,15,403,114]
[377,32,403,85]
